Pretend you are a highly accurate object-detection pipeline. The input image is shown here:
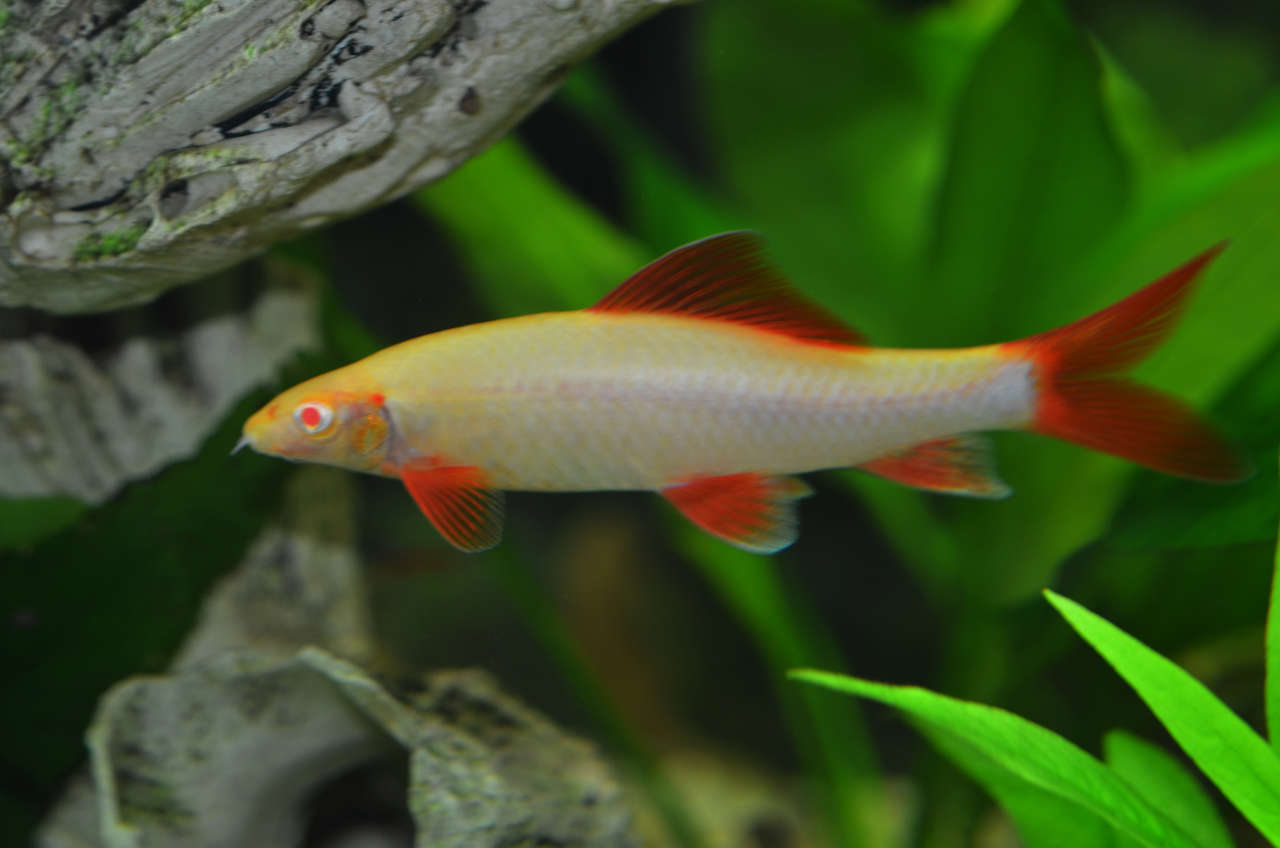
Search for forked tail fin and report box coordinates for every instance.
[1010,243,1249,482]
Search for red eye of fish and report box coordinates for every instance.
[294,401,334,435]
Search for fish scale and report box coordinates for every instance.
[362,312,1030,490]
[240,232,1245,553]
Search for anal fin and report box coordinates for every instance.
[860,435,1011,499]
[401,462,505,552]
[662,472,813,554]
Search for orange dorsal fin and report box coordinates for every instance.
[401,462,505,552]
[588,232,866,347]
[860,436,1011,498]
[662,472,813,554]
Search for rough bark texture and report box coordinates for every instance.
[0,0,681,313]
[172,465,375,667]
[0,257,316,501]
[37,468,637,848]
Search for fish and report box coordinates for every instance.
[238,231,1248,554]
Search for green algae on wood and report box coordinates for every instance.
[72,225,147,261]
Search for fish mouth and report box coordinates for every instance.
[230,434,253,456]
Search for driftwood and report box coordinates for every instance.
[0,0,686,500]
[36,651,637,848]
[0,0,682,313]
[38,468,638,848]
[0,258,315,501]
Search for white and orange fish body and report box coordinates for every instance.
[240,233,1246,553]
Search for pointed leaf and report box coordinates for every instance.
[1085,8,1276,147]
[1106,338,1280,551]
[1105,731,1235,848]
[928,0,1131,345]
[1268,498,1280,749]
[791,669,1201,848]
[1097,48,1185,195]
[1046,590,1280,841]
[676,530,877,848]
[412,139,645,316]
[701,0,1006,344]
[917,722,1143,848]
[904,0,1133,602]
[558,67,741,249]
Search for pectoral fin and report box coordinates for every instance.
[401,462,505,552]
[860,435,1011,498]
[662,472,813,554]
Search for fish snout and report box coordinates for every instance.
[237,403,284,456]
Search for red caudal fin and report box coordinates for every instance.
[662,473,813,554]
[1011,244,1249,482]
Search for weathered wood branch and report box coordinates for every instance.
[0,0,683,313]
[37,468,638,848]
[0,258,316,501]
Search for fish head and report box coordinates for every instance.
[239,376,391,473]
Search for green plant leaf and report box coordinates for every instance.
[837,471,962,596]
[1104,730,1236,848]
[907,0,1141,604]
[676,529,877,848]
[1097,45,1186,195]
[700,0,1005,345]
[412,138,646,316]
[1081,5,1277,148]
[0,497,87,550]
[915,722,1144,848]
[1104,337,1280,552]
[558,67,740,250]
[1267,493,1280,750]
[791,669,1200,848]
[1046,590,1280,841]
[1096,151,1280,409]
[927,0,1131,345]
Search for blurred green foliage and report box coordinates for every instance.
[5,0,1280,846]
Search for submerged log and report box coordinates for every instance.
[0,0,685,313]
[0,258,315,501]
[37,467,638,848]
